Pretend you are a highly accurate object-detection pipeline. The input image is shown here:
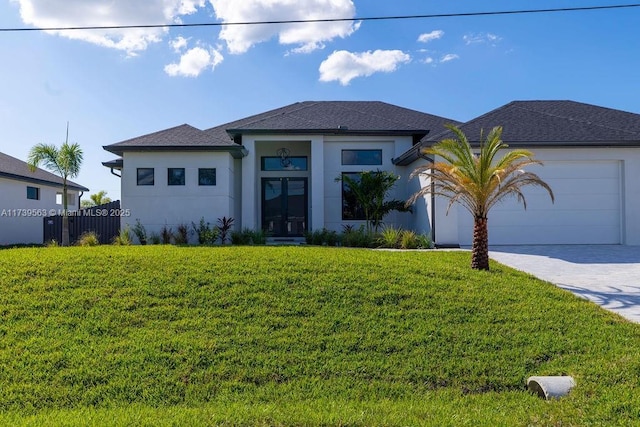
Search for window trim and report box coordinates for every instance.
[137,168,155,186]
[261,156,308,171]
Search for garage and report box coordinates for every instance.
[457,160,622,245]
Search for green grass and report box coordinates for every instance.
[0,246,639,426]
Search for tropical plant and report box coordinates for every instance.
[160,225,173,245]
[216,216,235,244]
[132,219,147,245]
[407,125,554,270]
[81,190,112,208]
[336,170,410,233]
[27,124,83,246]
[112,226,132,245]
[174,224,189,245]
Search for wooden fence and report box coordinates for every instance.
[43,201,121,245]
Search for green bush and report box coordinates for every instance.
[341,225,376,248]
[160,225,173,244]
[191,217,218,245]
[231,228,267,245]
[174,224,189,245]
[378,226,402,248]
[132,219,147,245]
[148,233,162,245]
[305,228,339,246]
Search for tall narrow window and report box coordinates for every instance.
[26,186,39,200]
[198,168,216,186]
[137,168,154,186]
[341,172,365,220]
[341,149,382,165]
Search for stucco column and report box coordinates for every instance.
[241,138,257,231]
[311,137,324,231]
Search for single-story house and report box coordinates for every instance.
[0,151,89,245]
[103,100,640,246]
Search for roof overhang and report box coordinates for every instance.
[102,145,248,159]
[0,172,89,192]
[226,128,429,139]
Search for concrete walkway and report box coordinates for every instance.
[489,245,640,323]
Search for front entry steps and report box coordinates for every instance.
[266,237,306,245]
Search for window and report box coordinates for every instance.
[198,168,216,186]
[26,186,39,200]
[56,192,75,206]
[137,168,154,186]
[168,168,185,186]
[341,172,365,220]
[261,156,308,171]
[341,149,382,165]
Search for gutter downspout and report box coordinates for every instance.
[110,168,121,177]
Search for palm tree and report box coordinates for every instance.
[407,125,554,270]
[28,125,83,246]
[81,190,111,208]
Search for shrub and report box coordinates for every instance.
[160,225,173,244]
[174,224,189,245]
[112,226,132,245]
[231,228,267,245]
[306,228,339,246]
[416,233,433,249]
[191,217,218,245]
[217,216,234,245]
[132,219,147,245]
[77,231,100,247]
[148,233,162,245]
[45,239,59,248]
[341,225,376,248]
[399,230,419,249]
[378,226,402,248]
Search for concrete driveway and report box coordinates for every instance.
[489,245,640,323]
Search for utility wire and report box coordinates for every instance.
[1,3,639,32]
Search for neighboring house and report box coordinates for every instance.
[103,100,640,246]
[0,152,89,245]
[396,101,640,246]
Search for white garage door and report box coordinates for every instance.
[458,160,622,245]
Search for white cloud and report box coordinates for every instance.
[422,57,434,64]
[440,53,459,63]
[417,30,444,43]
[463,32,502,45]
[11,0,205,56]
[319,50,411,85]
[170,36,190,53]
[209,0,359,54]
[164,47,224,77]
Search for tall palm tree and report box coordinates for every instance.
[28,125,83,246]
[407,125,554,270]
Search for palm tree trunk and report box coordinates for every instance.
[471,217,490,270]
[61,213,70,246]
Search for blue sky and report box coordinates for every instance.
[1,0,638,200]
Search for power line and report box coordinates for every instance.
[1,3,639,32]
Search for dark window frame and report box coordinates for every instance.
[137,168,155,186]
[341,149,383,166]
[341,172,366,221]
[261,156,308,171]
[26,186,40,200]
[198,168,217,186]
[167,168,186,186]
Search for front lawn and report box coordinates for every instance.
[0,246,639,426]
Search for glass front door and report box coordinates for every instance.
[262,178,308,237]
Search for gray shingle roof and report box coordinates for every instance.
[0,151,88,191]
[103,124,240,156]
[217,101,456,136]
[431,100,640,144]
[394,100,640,165]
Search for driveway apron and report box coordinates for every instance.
[489,245,640,323]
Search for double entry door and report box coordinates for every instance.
[261,178,308,237]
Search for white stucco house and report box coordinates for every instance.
[103,100,640,246]
[0,151,88,245]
